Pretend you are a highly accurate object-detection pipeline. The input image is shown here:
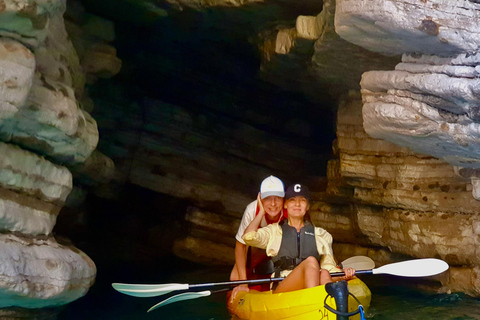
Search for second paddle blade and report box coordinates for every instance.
[112,283,189,297]
[373,258,449,277]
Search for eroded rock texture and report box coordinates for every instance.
[258,0,399,102]
[311,0,480,295]
[361,53,480,199]
[336,0,480,56]
[0,234,95,308]
[2,0,480,306]
[334,0,480,200]
[0,0,121,313]
[320,92,480,295]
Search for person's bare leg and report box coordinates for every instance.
[320,268,333,285]
[274,257,320,293]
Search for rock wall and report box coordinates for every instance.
[334,0,480,200]
[1,0,479,307]
[90,90,328,265]
[0,0,119,315]
[315,92,480,296]
[254,0,480,296]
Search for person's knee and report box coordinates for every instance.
[303,256,320,269]
[306,256,319,264]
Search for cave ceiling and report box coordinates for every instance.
[76,0,384,156]
[69,0,400,204]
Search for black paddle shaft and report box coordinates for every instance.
[188,277,285,290]
[188,270,374,290]
[331,270,373,277]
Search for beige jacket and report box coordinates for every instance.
[242,222,342,274]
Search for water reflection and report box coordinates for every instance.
[57,258,480,320]
[367,286,480,320]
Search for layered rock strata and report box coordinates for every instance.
[334,0,480,201]
[335,0,480,56]
[0,37,97,164]
[0,0,121,313]
[0,140,96,311]
[316,0,480,295]
[173,207,239,266]
[92,93,323,264]
[318,92,480,296]
[258,0,399,102]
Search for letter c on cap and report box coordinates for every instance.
[294,184,301,192]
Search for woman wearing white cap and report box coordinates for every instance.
[242,183,355,293]
[229,175,285,301]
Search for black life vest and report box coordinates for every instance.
[271,220,320,272]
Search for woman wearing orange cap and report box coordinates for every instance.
[242,183,355,293]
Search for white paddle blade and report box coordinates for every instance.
[147,291,212,312]
[373,258,449,277]
[341,256,375,270]
[112,283,189,297]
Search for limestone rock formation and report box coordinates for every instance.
[164,0,263,10]
[335,0,480,56]
[0,3,98,165]
[0,234,95,309]
[0,0,124,312]
[2,0,480,304]
[0,0,63,48]
[258,0,400,102]
[333,0,480,202]
[0,39,35,120]
[0,142,70,235]
[318,92,480,295]
[361,53,480,199]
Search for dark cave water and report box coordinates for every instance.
[56,255,480,320]
[57,256,232,320]
[54,190,480,319]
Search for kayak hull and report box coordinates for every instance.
[228,278,371,320]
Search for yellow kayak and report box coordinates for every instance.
[228,278,371,320]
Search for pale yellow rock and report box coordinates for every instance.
[443,267,480,296]
[275,28,296,55]
[320,92,480,296]
[355,205,480,265]
[310,200,357,243]
[296,16,320,40]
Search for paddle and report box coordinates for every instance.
[332,258,449,277]
[112,255,375,298]
[148,290,211,311]
[146,258,449,311]
[147,288,230,312]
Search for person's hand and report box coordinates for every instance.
[342,267,356,280]
[229,284,249,305]
[257,193,265,216]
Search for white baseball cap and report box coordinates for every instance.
[260,175,285,199]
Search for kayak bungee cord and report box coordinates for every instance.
[323,290,366,320]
